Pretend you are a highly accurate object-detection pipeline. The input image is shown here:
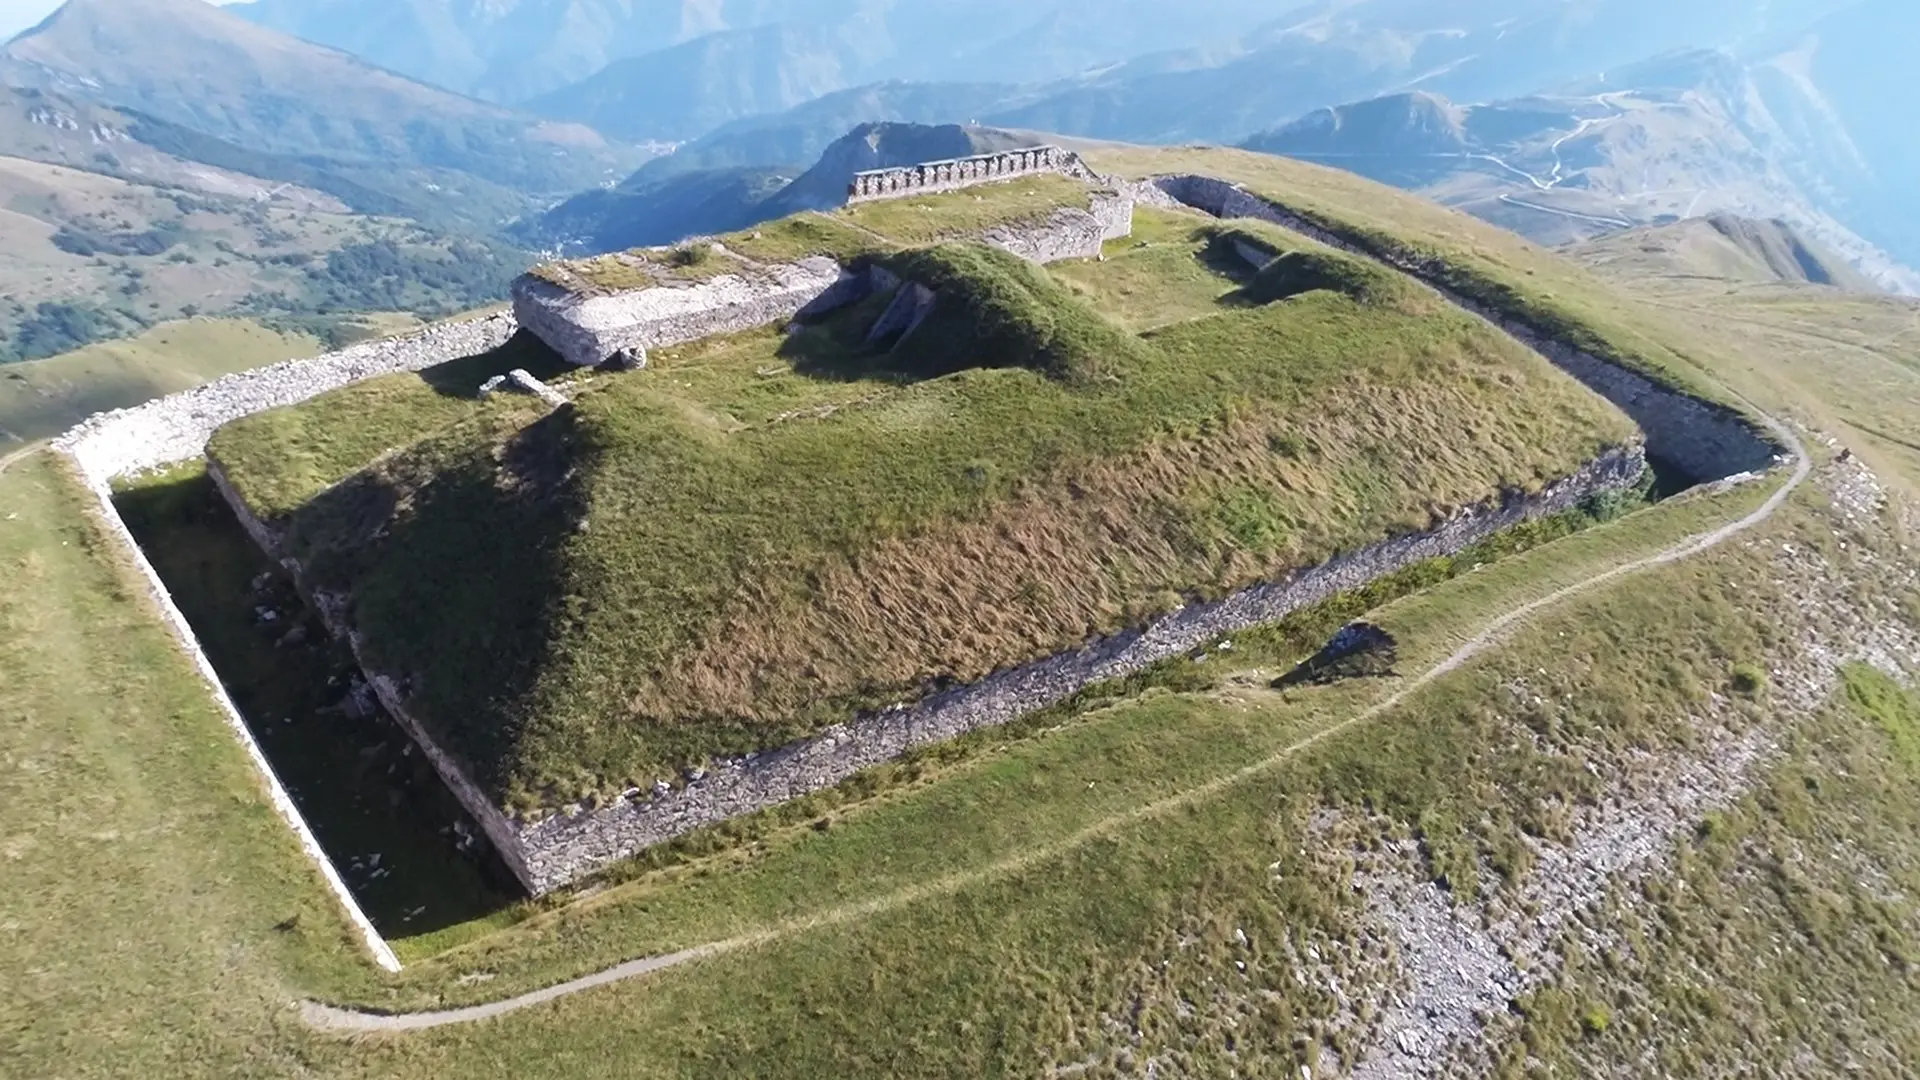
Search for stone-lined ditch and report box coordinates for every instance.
[114,468,523,939]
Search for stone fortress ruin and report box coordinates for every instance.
[511,146,1135,370]
[845,145,1105,202]
[56,147,1785,967]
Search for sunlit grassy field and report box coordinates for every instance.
[0,317,321,444]
[7,146,1920,1079]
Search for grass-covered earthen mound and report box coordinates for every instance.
[874,244,1152,382]
[211,195,1638,816]
[1238,246,1411,309]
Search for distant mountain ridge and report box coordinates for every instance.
[230,0,1300,105]
[0,0,646,231]
[528,22,865,143]
[525,122,1047,253]
[1240,47,1920,294]
[635,82,1030,181]
[1572,214,1881,290]
[984,0,1859,144]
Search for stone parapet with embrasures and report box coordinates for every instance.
[846,145,1103,204]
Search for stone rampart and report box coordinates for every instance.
[47,319,522,972]
[512,446,1648,891]
[56,313,519,481]
[1149,175,1783,483]
[59,168,1792,911]
[512,257,864,369]
[847,145,1102,204]
[516,186,1138,369]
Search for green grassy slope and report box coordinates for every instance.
[1569,239,1920,497]
[1572,214,1883,291]
[212,191,1634,812]
[526,173,1091,292]
[0,452,385,1074]
[0,152,517,364]
[9,163,1920,1072]
[0,317,323,444]
[15,423,1919,1077]
[1087,146,1750,409]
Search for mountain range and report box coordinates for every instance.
[0,0,645,229]
[228,0,1303,105]
[3,0,1916,358]
[1242,25,1920,292]
[529,122,1046,252]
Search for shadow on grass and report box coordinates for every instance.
[776,289,932,386]
[1196,234,1264,286]
[115,470,523,940]
[415,330,571,400]
[281,406,586,820]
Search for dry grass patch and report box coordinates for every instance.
[223,240,1631,811]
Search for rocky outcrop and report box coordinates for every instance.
[1149,174,1783,483]
[479,368,570,409]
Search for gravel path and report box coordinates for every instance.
[300,196,1810,1034]
[0,442,42,476]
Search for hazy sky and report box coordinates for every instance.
[1,0,242,41]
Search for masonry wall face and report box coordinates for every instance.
[512,257,862,368]
[1149,175,1783,483]
[513,446,1648,891]
[984,207,1109,264]
[202,459,548,892]
[845,145,1102,204]
[57,314,519,481]
[46,315,513,972]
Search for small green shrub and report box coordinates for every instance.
[667,245,712,269]
[1580,1003,1612,1037]
[1841,663,1920,772]
[1730,663,1768,696]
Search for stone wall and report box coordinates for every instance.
[1090,191,1139,242]
[846,145,1102,204]
[1149,175,1783,483]
[516,188,1138,369]
[512,446,1648,892]
[983,207,1109,264]
[56,313,519,481]
[512,257,865,369]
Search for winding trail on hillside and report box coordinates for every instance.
[0,443,43,477]
[1496,194,1635,230]
[302,191,1812,1034]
